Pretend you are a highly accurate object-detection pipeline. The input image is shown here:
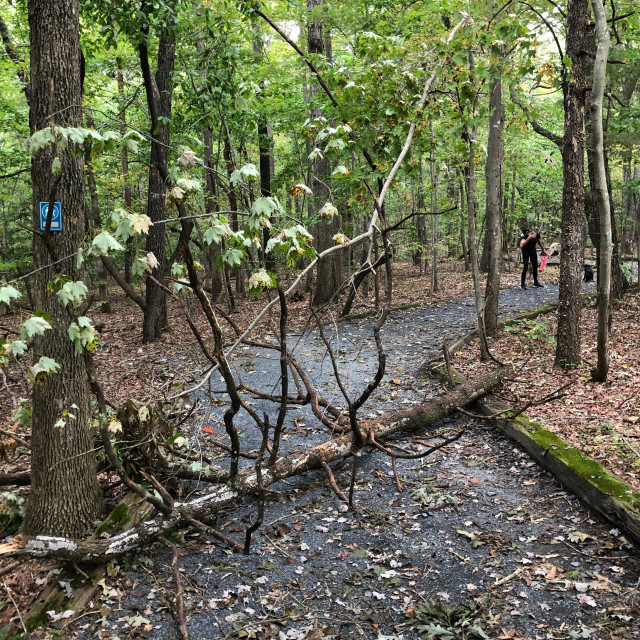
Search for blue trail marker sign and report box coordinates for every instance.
[39,201,63,231]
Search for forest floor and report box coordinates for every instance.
[1,259,640,639]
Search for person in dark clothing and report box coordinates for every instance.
[519,230,547,289]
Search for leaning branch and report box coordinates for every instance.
[0,366,509,561]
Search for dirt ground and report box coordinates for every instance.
[1,259,640,639]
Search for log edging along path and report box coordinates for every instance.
[440,299,640,548]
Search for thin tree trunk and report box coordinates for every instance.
[484,74,504,337]
[140,31,175,342]
[308,0,340,305]
[117,64,134,285]
[589,0,611,382]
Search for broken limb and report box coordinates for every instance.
[162,537,189,640]
[169,15,473,403]
[322,461,349,504]
[0,365,508,562]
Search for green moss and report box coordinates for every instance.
[507,413,640,511]
[93,501,131,539]
[23,590,65,634]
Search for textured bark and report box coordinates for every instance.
[203,126,223,301]
[555,0,589,368]
[141,32,175,342]
[2,366,509,561]
[117,64,135,284]
[483,75,504,337]
[589,0,611,382]
[308,0,340,306]
[22,0,103,537]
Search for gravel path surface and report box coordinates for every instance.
[62,278,640,640]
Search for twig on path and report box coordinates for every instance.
[183,517,243,553]
[0,427,30,449]
[2,578,27,636]
[162,537,189,640]
[457,379,575,421]
[559,539,629,561]
[491,566,523,587]
[322,461,349,503]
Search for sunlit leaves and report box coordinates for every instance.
[0,286,22,306]
[56,280,89,308]
[68,316,99,355]
[290,183,313,196]
[29,356,60,382]
[230,163,260,186]
[92,231,125,256]
[318,202,338,220]
[203,218,234,246]
[20,316,52,341]
[248,269,276,298]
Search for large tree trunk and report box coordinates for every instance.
[484,74,504,337]
[141,32,175,343]
[22,0,103,537]
[308,0,340,306]
[555,0,589,368]
[4,366,509,561]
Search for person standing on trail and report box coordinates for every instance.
[519,229,547,290]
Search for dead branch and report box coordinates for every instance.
[322,461,348,503]
[0,367,509,562]
[162,537,189,640]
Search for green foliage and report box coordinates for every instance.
[29,356,61,382]
[505,318,556,349]
[68,317,100,355]
[247,269,277,298]
[413,599,490,640]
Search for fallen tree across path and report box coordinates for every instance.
[0,365,509,563]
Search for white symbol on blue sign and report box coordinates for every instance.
[39,201,63,231]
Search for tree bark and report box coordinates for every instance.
[140,31,175,342]
[484,74,504,337]
[589,0,611,382]
[555,0,589,368]
[22,0,103,537]
[308,0,340,306]
[2,366,509,561]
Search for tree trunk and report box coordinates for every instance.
[22,0,103,537]
[459,176,469,271]
[589,0,611,383]
[203,125,223,301]
[117,64,134,285]
[308,0,340,306]
[429,128,439,292]
[140,32,175,342]
[555,0,589,368]
[484,74,504,337]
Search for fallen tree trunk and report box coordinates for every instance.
[0,366,509,562]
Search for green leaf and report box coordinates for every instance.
[230,163,259,186]
[51,157,62,175]
[29,356,60,381]
[56,280,88,308]
[0,286,22,305]
[92,231,124,256]
[6,340,27,357]
[219,248,244,268]
[20,316,52,340]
